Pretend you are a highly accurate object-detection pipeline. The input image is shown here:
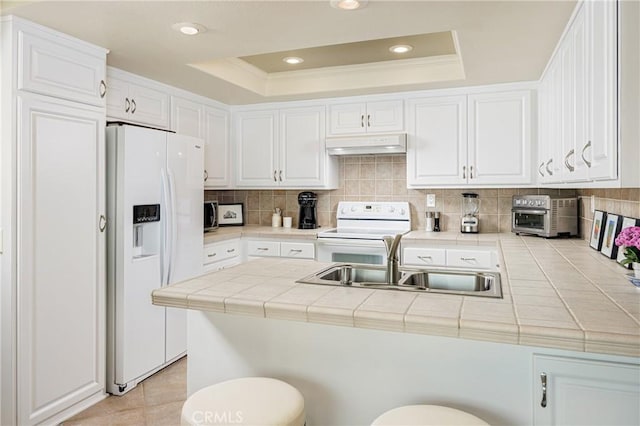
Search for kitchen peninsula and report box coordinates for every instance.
[153,230,640,425]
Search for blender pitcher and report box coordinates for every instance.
[461,192,479,233]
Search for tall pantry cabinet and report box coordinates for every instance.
[1,16,108,425]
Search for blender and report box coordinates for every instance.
[461,192,479,233]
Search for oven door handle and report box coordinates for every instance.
[511,209,548,215]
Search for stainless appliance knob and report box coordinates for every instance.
[351,206,357,212]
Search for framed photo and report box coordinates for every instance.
[600,213,622,258]
[217,203,244,226]
[589,210,607,251]
[617,216,640,267]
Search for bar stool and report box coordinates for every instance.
[372,404,489,426]
[181,377,305,426]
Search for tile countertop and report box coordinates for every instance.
[204,225,322,244]
[163,232,640,357]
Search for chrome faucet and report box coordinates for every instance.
[383,234,403,285]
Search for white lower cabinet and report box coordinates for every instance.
[533,355,640,426]
[246,240,315,260]
[16,93,106,425]
[203,239,241,272]
[403,246,494,270]
[403,247,447,267]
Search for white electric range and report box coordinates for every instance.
[316,201,411,265]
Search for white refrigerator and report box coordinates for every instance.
[106,124,203,395]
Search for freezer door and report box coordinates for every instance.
[165,133,204,361]
[111,125,167,386]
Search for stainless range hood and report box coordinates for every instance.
[325,133,406,155]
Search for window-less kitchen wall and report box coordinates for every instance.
[204,156,639,238]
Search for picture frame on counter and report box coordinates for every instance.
[617,216,640,267]
[218,203,244,226]
[600,213,623,259]
[589,210,606,251]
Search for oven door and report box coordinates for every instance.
[316,238,387,265]
[512,208,550,235]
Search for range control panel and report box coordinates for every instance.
[336,201,410,220]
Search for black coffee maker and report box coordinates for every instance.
[298,191,318,229]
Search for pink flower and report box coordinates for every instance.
[615,226,640,249]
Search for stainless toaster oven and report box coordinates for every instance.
[512,195,578,238]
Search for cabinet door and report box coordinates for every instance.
[407,95,467,186]
[467,90,531,185]
[537,76,550,183]
[559,35,575,181]
[547,59,564,182]
[571,5,590,181]
[366,100,404,133]
[328,102,367,135]
[105,76,131,121]
[128,83,170,129]
[172,96,203,138]
[235,110,279,187]
[204,106,231,188]
[18,29,106,107]
[17,93,105,425]
[280,106,325,187]
[533,355,640,426]
[587,0,617,180]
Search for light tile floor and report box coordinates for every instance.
[64,357,187,425]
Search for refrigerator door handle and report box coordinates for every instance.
[166,169,178,285]
[160,169,171,286]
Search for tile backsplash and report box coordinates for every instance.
[205,156,638,235]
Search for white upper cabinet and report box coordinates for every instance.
[204,106,231,188]
[537,0,619,184]
[172,96,203,138]
[407,89,532,187]
[17,25,106,107]
[328,100,403,135]
[106,68,170,129]
[467,90,532,185]
[407,95,467,186]
[235,106,337,189]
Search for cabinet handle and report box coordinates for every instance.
[564,149,575,172]
[460,257,476,261]
[290,249,303,253]
[99,215,107,232]
[207,253,217,257]
[540,373,547,408]
[204,170,208,182]
[131,99,137,114]
[538,162,545,177]
[125,98,130,113]
[367,114,371,127]
[418,255,432,261]
[257,247,269,251]
[545,159,553,176]
[581,141,592,168]
[273,170,277,182]
[99,80,106,98]
[361,114,365,128]
[470,165,474,179]
[227,248,235,253]
[279,170,283,182]
[462,165,466,179]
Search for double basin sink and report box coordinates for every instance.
[297,263,502,298]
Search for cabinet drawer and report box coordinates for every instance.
[281,242,315,259]
[446,249,492,269]
[403,248,446,267]
[18,30,106,106]
[247,240,280,257]
[203,239,240,265]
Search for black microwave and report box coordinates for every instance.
[204,201,218,232]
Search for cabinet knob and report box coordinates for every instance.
[279,170,283,182]
[204,170,208,182]
[361,114,365,128]
[367,114,371,127]
[564,149,575,172]
[131,99,137,114]
[470,165,474,179]
[273,170,277,182]
[462,165,466,179]
[125,98,130,113]
[99,215,107,232]
[545,159,553,176]
[538,162,545,177]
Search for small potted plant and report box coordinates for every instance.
[615,226,640,278]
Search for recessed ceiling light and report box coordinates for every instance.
[283,57,304,65]
[330,0,368,11]
[172,22,207,36]
[389,44,413,54]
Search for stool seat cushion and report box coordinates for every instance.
[372,404,489,426]
[181,377,305,426]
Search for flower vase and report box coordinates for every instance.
[634,263,640,279]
